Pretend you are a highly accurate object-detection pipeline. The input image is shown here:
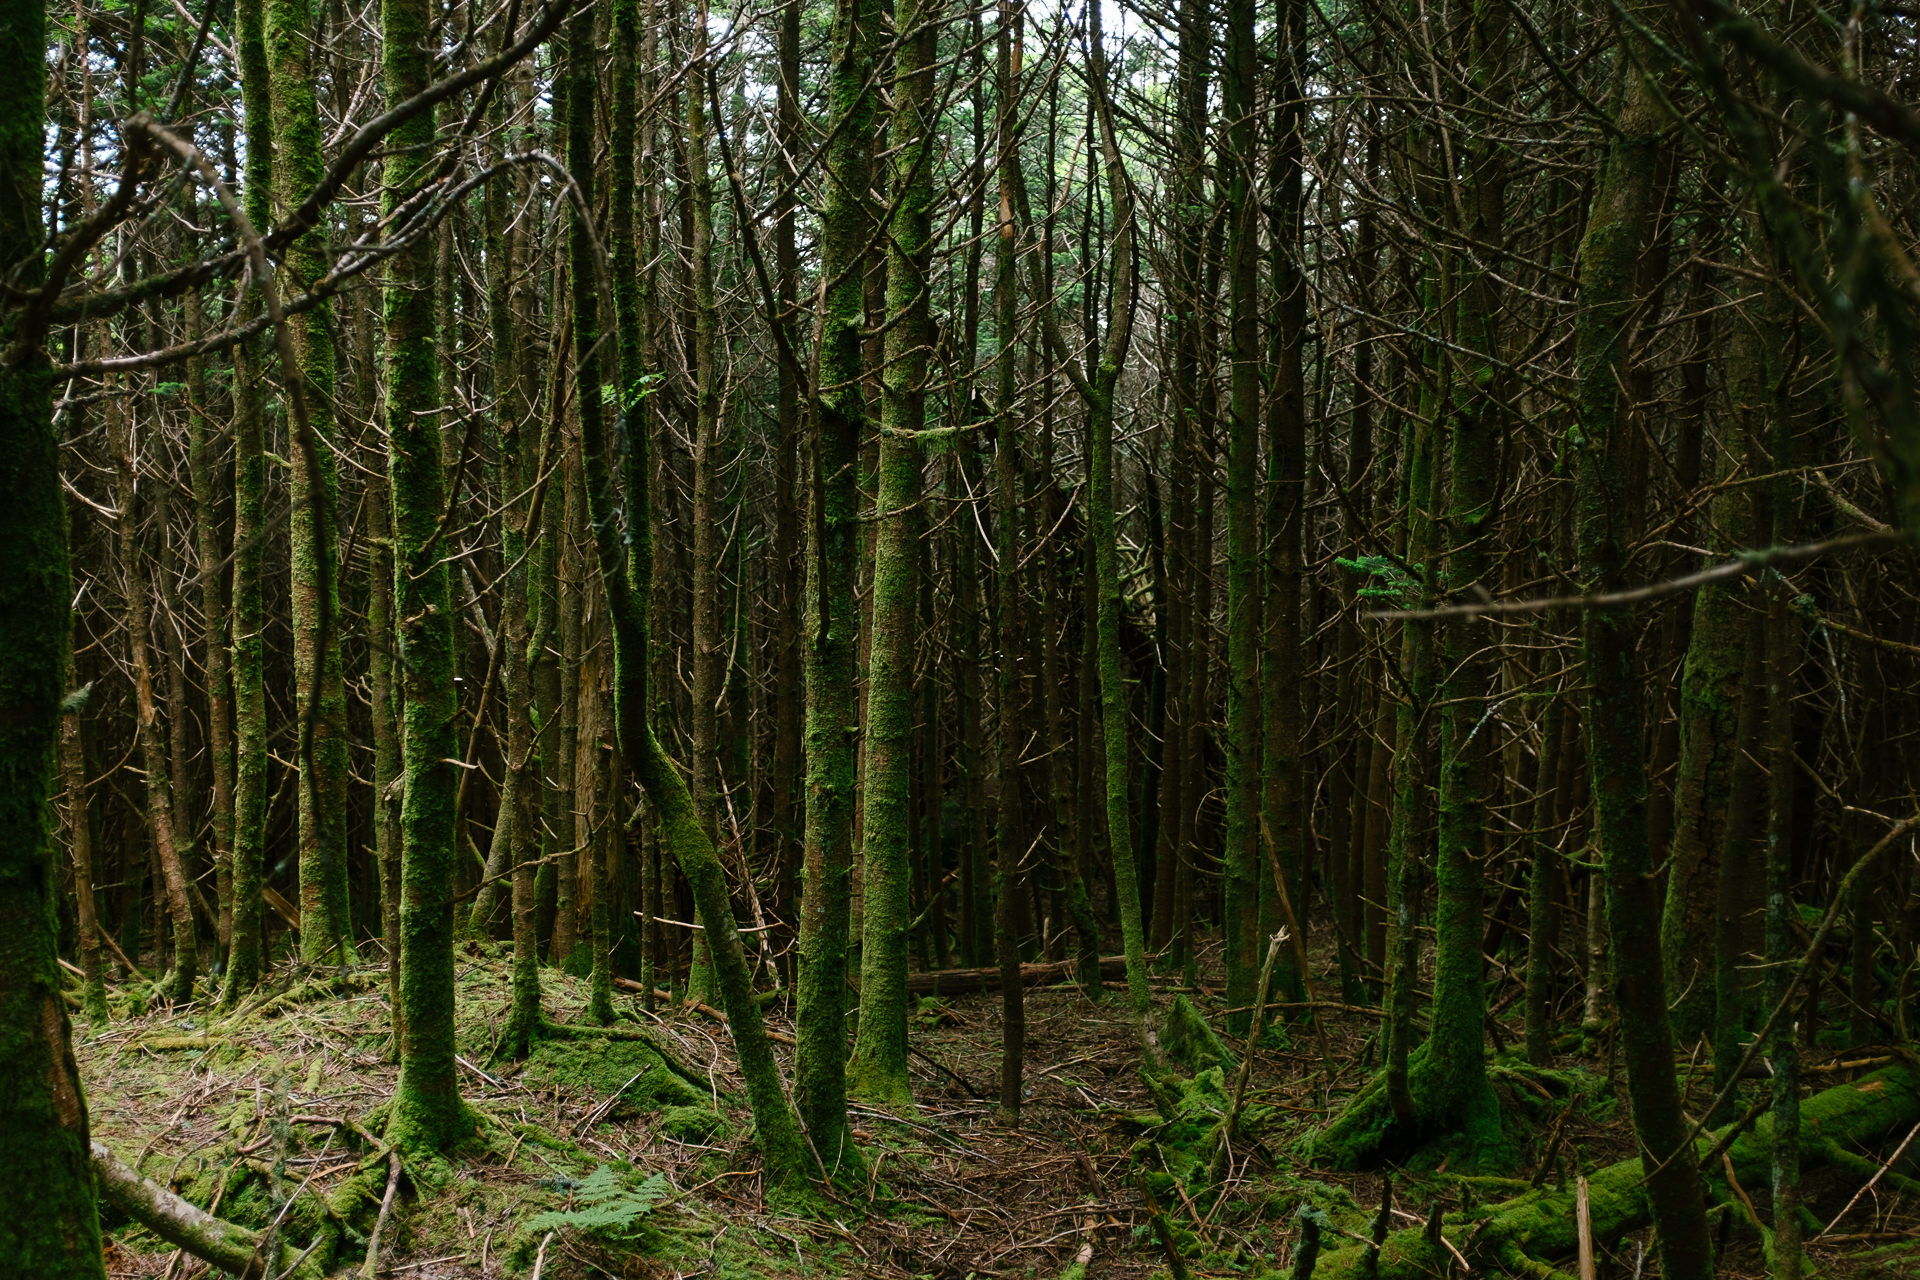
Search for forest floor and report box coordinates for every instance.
[78,933,1920,1280]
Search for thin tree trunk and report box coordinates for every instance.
[572,0,817,1194]
[62,646,110,1023]
[683,8,723,1007]
[383,0,469,1154]
[769,0,805,978]
[185,292,234,959]
[269,0,352,965]
[1220,0,1262,1032]
[794,0,878,1173]
[1571,16,1713,1274]
[992,0,1027,1124]
[110,389,197,1001]
[0,12,108,1257]
[849,0,940,1108]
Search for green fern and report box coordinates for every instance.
[525,1164,669,1239]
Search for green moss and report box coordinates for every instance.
[661,1105,726,1142]
[791,0,877,1172]
[526,1037,706,1109]
[1162,996,1237,1076]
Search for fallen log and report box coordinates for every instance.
[621,956,1126,1003]
[92,1140,311,1278]
[899,955,1127,997]
[1301,1064,1920,1280]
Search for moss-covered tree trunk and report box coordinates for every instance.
[1764,306,1808,1280]
[1412,0,1511,1166]
[550,451,582,967]
[489,59,543,1058]
[768,0,805,979]
[1658,435,1754,1045]
[794,0,876,1172]
[848,0,940,1109]
[1067,0,1154,1052]
[1522,672,1567,1067]
[1319,401,1435,1162]
[0,2,108,1263]
[382,0,469,1156]
[1570,15,1713,1277]
[1708,264,1782,1110]
[222,0,273,1009]
[572,0,816,1196]
[368,476,402,1039]
[682,5,723,1008]
[268,0,351,965]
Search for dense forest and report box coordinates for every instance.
[3,0,1920,1275]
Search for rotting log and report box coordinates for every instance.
[1299,1065,1920,1280]
[896,956,1128,997]
[92,1141,311,1277]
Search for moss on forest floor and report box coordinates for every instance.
[71,935,1920,1279]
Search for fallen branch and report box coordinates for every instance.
[358,1149,403,1280]
[897,955,1128,997]
[92,1141,304,1278]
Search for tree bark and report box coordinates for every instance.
[109,386,197,1001]
[849,0,941,1109]
[382,0,469,1155]
[269,0,352,965]
[0,4,108,1258]
[794,0,878,1173]
[1571,13,1713,1275]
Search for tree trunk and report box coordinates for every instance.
[110,387,197,1001]
[849,0,940,1109]
[184,292,234,960]
[1571,15,1713,1275]
[1220,0,1261,1033]
[383,0,469,1155]
[571,0,816,1196]
[991,0,1027,1124]
[62,647,110,1023]
[0,8,108,1258]
[269,0,352,966]
[221,0,273,1009]
[794,0,877,1174]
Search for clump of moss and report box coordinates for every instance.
[660,1105,726,1142]
[1162,996,1237,1076]
[525,1036,707,1109]
[1132,1066,1275,1215]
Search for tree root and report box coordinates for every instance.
[1311,1046,1567,1172]
[1293,1064,1920,1279]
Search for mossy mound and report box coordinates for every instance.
[660,1105,726,1142]
[525,1035,708,1109]
[1132,1067,1275,1217]
[1162,995,1237,1076]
